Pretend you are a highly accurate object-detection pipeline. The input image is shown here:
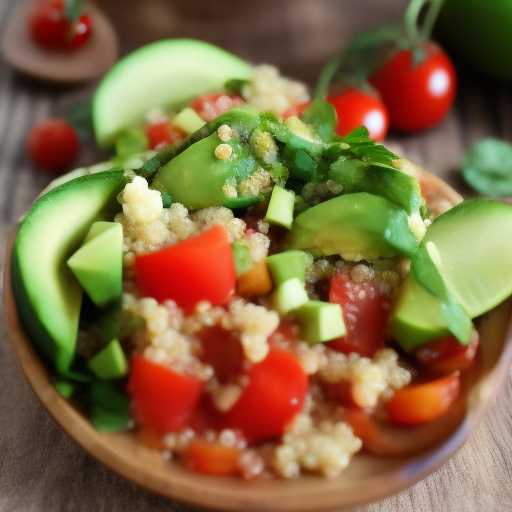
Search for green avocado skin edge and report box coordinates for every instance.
[11,171,126,376]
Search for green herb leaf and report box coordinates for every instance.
[412,244,472,345]
[65,98,93,143]
[462,138,512,197]
[301,98,337,143]
[63,0,86,23]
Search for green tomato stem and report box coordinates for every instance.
[404,0,446,47]
[63,0,87,22]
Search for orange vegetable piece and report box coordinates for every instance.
[385,373,460,425]
[236,259,273,296]
[182,439,241,475]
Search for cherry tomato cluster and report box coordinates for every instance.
[321,41,456,141]
[28,0,92,50]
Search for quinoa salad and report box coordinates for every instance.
[14,40,512,483]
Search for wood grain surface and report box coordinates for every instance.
[1,0,511,511]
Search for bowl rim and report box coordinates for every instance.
[5,169,512,512]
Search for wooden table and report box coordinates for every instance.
[1,0,511,510]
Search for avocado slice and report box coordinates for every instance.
[93,39,253,150]
[231,242,253,277]
[172,107,206,135]
[11,171,126,374]
[155,129,260,209]
[67,221,123,308]
[285,192,418,260]
[390,199,512,350]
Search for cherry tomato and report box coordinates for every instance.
[28,0,91,50]
[223,349,308,443]
[182,439,241,475]
[385,373,460,425]
[26,119,79,172]
[326,88,389,141]
[369,41,456,132]
[328,274,389,358]
[128,356,204,433]
[189,93,245,122]
[134,225,236,311]
[413,331,479,375]
[282,102,311,120]
[144,120,178,150]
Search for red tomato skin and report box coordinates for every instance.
[413,331,479,375]
[134,225,236,311]
[326,88,389,141]
[328,274,388,358]
[26,119,79,172]
[189,93,245,122]
[282,102,311,120]
[223,349,308,443]
[128,356,204,433]
[144,121,176,150]
[385,373,460,425]
[369,41,457,132]
[28,0,91,49]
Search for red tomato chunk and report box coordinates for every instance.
[182,439,241,476]
[134,225,236,310]
[145,120,180,150]
[190,93,245,122]
[223,349,308,443]
[129,356,204,433]
[328,274,389,358]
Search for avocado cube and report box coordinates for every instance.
[172,107,206,135]
[267,250,308,287]
[67,221,123,308]
[231,242,253,277]
[296,301,346,343]
[264,186,295,229]
[87,339,128,380]
[273,277,309,315]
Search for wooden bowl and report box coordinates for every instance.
[5,169,512,511]
[1,0,118,84]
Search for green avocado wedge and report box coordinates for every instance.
[390,199,512,350]
[285,192,419,260]
[11,171,126,375]
[93,39,253,150]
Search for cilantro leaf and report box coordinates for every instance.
[462,138,512,197]
[301,98,337,143]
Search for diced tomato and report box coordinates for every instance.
[328,274,389,358]
[413,331,479,375]
[198,326,244,385]
[134,225,236,310]
[190,93,245,122]
[128,356,204,433]
[282,102,311,120]
[138,427,166,450]
[223,349,308,443]
[182,439,241,475]
[236,259,273,297]
[144,120,178,150]
[385,373,460,425]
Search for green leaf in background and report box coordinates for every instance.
[224,78,250,96]
[462,138,512,197]
[65,98,94,144]
[63,0,86,23]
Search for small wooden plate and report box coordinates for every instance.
[1,0,118,84]
[5,170,512,511]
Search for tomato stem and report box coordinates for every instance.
[404,0,445,47]
[63,0,87,23]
